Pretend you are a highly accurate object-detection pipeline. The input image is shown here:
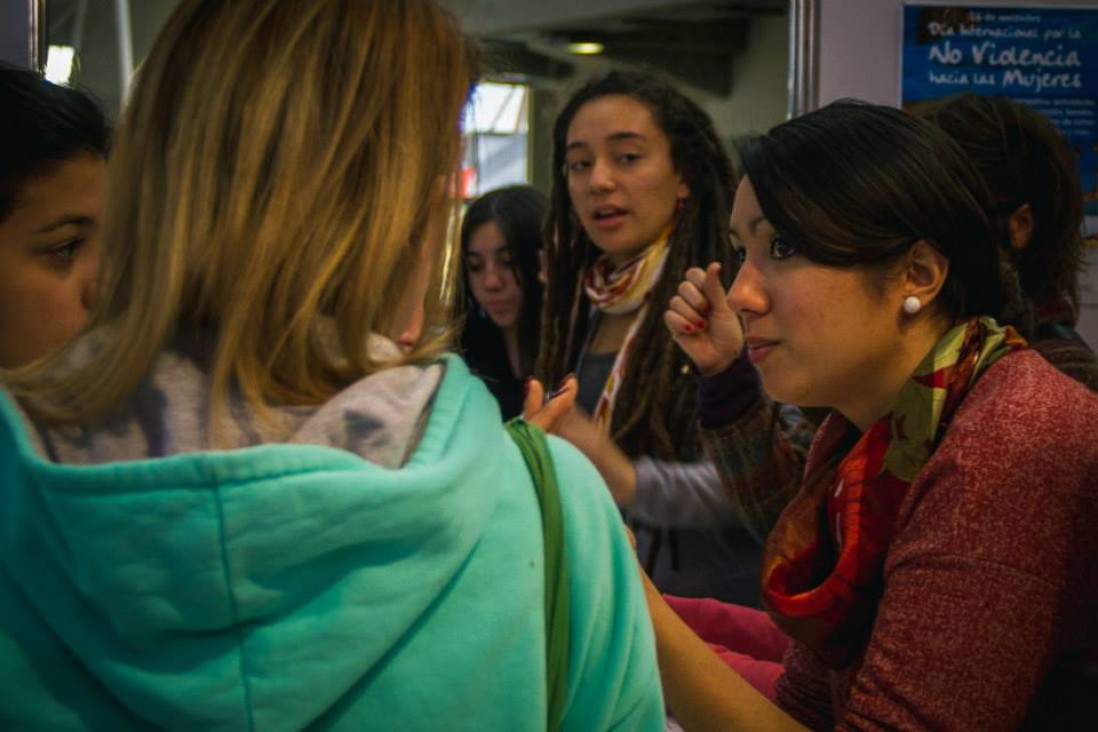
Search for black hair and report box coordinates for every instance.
[740,100,1005,321]
[0,63,111,223]
[537,69,736,459]
[460,184,548,385]
[921,93,1083,309]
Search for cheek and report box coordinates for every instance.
[567,177,585,204]
[467,274,489,301]
[776,279,844,348]
[0,273,89,366]
[501,270,521,293]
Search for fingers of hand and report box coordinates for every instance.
[547,374,578,408]
[676,278,710,317]
[526,375,578,432]
[703,262,729,309]
[666,295,708,336]
[522,378,547,421]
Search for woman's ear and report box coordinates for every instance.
[1007,203,1034,251]
[676,173,690,202]
[902,240,950,314]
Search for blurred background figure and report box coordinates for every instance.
[460,184,547,419]
[0,62,109,368]
[922,93,1098,389]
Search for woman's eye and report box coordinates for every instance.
[617,153,641,165]
[45,239,83,268]
[565,159,590,174]
[465,260,483,274]
[731,246,746,266]
[770,235,796,260]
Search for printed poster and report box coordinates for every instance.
[901,4,1098,230]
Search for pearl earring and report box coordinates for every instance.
[902,296,922,315]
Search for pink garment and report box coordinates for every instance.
[772,351,1098,730]
[665,594,789,699]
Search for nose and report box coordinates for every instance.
[482,262,505,291]
[726,258,768,319]
[78,247,102,311]
[588,156,615,193]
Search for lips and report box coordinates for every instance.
[481,298,516,314]
[591,205,628,229]
[745,337,779,365]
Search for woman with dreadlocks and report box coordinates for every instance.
[531,69,811,605]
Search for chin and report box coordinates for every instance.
[758,373,810,410]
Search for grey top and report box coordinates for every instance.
[575,308,762,605]
[24,332,443,470]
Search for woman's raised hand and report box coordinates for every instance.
[665,262,745,376]
[522,375,578,433]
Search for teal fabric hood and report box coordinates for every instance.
[0,355,670,730]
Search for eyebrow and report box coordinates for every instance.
[565,131,647,152]
[33,214,96,235]
[729,214,768,241]
[464,244,511,258]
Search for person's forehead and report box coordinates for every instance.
[566,96,662,144]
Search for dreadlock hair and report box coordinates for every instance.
[537,69,736,460]
[920,94,1084,310]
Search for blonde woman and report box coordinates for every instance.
[0,1,662,729]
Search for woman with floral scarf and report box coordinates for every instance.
[655,101,1098,730]
[532,70,813,606]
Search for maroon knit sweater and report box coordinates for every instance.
[775,350,1098,731]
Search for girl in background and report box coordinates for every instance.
[923,93,1098,389]
[0,63,108,368]
[536,69,811,604]
[460,184,547,419]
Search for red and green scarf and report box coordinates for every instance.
[760,317,1027,668]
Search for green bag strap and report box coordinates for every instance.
[504,418,570,731]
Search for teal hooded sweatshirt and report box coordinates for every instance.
[0,352,664,730]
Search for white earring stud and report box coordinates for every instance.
[902,296,922,315]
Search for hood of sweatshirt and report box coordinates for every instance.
[0,346,528,730]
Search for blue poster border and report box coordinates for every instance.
[900,3,1098,221]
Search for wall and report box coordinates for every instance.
[817,0,1098,349]
[444,0,709,36]
[55,1,179,119]
[1,0,32,67]
[704,11,791,140]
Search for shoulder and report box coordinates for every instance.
[538,432,666,730]
[942,349,1098,466]
[543,434,623,541]
[1029,335,1098,391]
[896,350,1098,574]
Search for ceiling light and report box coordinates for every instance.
[567,41,604,55]
[45,45,75,85]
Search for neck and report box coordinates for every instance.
[607,249,647,269]
[503,325,522,378]
[606,221,675,269]
[840,316,951,432]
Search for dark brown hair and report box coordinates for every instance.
[537,69,735,458]
[921,93,1083,308]
[741,100,1006,322]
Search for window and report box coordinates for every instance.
[461,82,530,198]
